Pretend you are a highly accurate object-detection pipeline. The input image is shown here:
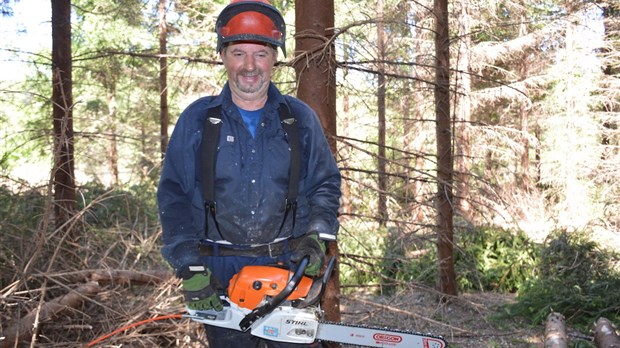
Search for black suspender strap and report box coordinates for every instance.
[201,106,224,240]
[201,106,223,203]
[277,104,300,233]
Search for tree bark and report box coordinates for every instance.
[51,0,76,235]
[107,91,119,186]
[454,0,472,219]
[434,0,457,297]
[593,317,620,348]
[294,0,341,328]
[158,0,169,157]
[401,5,427,223]
[517,15,532,190]
[376,0,388,226]
[544,312,568,348]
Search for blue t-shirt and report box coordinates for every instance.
[237,107,263,137]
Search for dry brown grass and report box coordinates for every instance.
[0,218,204,347]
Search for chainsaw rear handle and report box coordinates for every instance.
[239,256,309,331]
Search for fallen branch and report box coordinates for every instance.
[36,269,173,285]
[593,317,620,348]
[545,311,568,348]
[0,281,101,348]
[90,269,172,285]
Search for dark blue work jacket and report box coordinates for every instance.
[158,83,341,271]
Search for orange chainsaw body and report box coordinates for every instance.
[227,265,313,310]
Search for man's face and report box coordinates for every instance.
[221,42,278,101]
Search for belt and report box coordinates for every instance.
[199,236,305,257]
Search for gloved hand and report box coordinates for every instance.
[181,265,223,311]
[291,233,326,276]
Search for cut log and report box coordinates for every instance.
[545,311,568,348]
[593,317,620,348]
[0,282,101,348]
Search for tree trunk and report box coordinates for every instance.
[454,0,472,220]
[376,0,388,226]
[402,7,427,224]
[51,0,76,236]
[518,16,531,190]
[107,91,119,186]
[158,0,169,157]
[434,0,457,298]
[294,0,341,327]
[339,37,353,218]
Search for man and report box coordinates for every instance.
[157,0,341,347]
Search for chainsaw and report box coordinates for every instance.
[184,256,447,348]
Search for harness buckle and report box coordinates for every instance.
[205,200,217,213]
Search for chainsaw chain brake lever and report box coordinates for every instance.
[238,256,310,332]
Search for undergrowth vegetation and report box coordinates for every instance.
[1,184,619,346]
[0,183,163,288]
[339,222,620,332]
[504,231,620,331]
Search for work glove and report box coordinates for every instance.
[181,265,223,311]
[291,233,326,277]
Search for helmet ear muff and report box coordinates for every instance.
[216,1,286,57]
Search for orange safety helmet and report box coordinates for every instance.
[215,0,286,56]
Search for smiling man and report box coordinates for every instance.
[157,1,342,347]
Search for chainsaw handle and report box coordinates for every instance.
[238,256,309,331]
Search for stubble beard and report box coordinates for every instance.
[233,69,266,95]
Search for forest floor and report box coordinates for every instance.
[0,272,599,348]
[5,227,619,347]
[339,289,546,348]
[330,227,619,348]
[0,264,606,348]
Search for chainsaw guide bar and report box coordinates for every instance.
[316,320,447,348]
